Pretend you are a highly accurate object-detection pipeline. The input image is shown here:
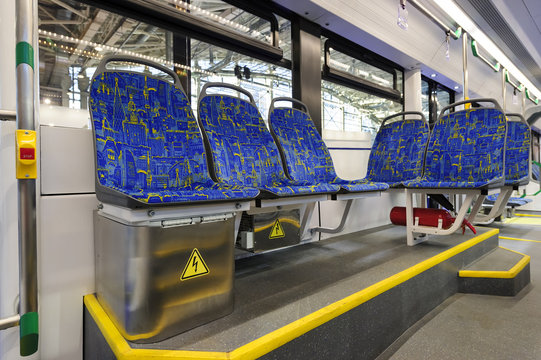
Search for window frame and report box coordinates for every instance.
[421,76,455,124]
[321,32,404,103]
[80,0,290,67]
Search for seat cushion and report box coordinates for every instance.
[269,107,389,193]
[484,194,532,206]
[330,179,389,192]
[402,179,492,189]
[90,71,258,205]
[198,95,337,196]
[261,180,341,197]
[104,181,260,204]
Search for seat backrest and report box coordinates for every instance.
[423,99,506,185]
[89,56,213,206]
[197,83,286,188]
[268,97,338,184]
[365,112,429,184]
[505,113,531,186]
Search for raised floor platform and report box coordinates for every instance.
[84,225,529,360]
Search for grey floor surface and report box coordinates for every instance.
[130,226,495,352]
[381,220,541,360]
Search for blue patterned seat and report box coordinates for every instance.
[89,58,259,208]
[197,85,340,197]
[268,99,388,193]
[403,105,506,189]
[484,194,531,207]
[365,112,430,187]
[504,114,531,186]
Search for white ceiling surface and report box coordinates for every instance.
[508,0,541,58]
[490,0,541,79]
[274,0,541,112]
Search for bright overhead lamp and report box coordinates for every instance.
[433,0,541,100]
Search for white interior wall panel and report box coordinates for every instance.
[39,194,97,360]
[319,145,405,240]
[40,126,95,195]
[0,0,16,111]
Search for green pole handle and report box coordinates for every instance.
[19,312,38,356]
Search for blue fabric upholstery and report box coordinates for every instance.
[485,194,532,207]
[404,107,506,189]
[268,107,388,192]
[505,120,530,186]
[365,118,429,187]
[198,95,341,197]
[89,71,259,206]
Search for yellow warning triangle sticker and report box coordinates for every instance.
[180,248,209,281]
[269,219,285,239]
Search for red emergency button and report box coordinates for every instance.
[20,147,35,160]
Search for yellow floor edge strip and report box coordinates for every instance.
[458,247,530,279]
[85,228,499,360]
[500,236,541,243]
[515,213,541,218]
[503,217,541,225]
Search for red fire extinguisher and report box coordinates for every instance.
[390,207,476,234]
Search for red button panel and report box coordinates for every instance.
[20,147,35,160]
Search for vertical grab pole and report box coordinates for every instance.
[501,70,506,113]
[522,86,526,116]
[462,33,468,99]
[462,32,469,106]
[16,0,39,356]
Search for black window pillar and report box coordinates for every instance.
[292,18,322,133]
[173,34,191,95]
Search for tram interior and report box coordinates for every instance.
[1,0,541,359]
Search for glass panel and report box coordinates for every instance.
[190,40,292,121]
[322,80,403,140]
[38,0,290,126]
[421,79,430,122]
[38,0,173,115]
[277,15,292,60]
[435,87,451,117]
[326,48,395,89]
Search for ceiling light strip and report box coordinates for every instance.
[433,0,541,100]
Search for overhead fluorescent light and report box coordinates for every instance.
[433,0,541,99]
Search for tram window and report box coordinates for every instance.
[38,0,172,113]
[327,48,394,88]
[321,36,403,140]
[190,40,292,118]
[421,80,431,122]
[37,0,291,125]
[421,77,454,124]
[322,80,403,136]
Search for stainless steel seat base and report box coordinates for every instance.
[94,210,235,343]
